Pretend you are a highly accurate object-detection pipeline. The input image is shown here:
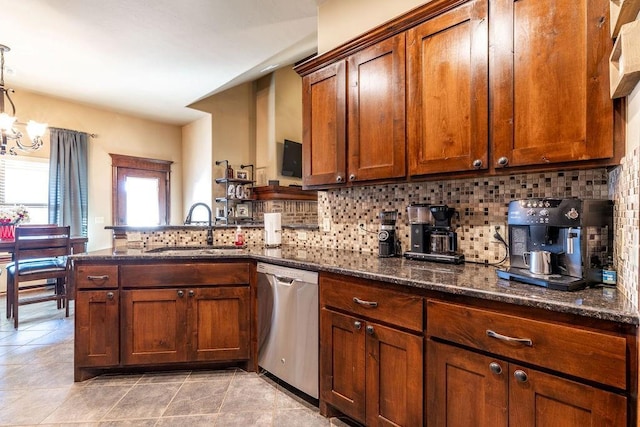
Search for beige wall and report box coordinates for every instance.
[189,83,255,202]
[9,89,183,251]
[255,75,276,185]
[182,115,213,216]
[318,0,430,53]
[274,66,303,186]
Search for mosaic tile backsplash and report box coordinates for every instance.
[131,165,638,307]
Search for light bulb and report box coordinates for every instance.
[0,113,16,131]
[26,120,47,139]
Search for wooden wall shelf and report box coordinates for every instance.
[610,19,640,98]
[610,0,640,38]
[253,185,318,201]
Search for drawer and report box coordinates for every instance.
[75,265,119,289]
[426,300,627,389]
[120,262,250,287]
[321,275,423,332]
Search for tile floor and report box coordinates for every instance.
[0,297,358,426]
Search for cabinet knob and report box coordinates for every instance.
[349,174,356,181]
[106,292,114,300]
[497,157,509,167]
[354,321,362,330]
[336,175,343,183]
[366,325,374,335]
[188,290,195,297]
[177,290,185,298]
[472,159,483,169]
[514,369,528,383]
[489,362,503,375]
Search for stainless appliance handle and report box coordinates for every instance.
[273,275,296,286]
[486,329,533,347]
[353,297,378,308]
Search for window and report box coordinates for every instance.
[0,157,49,224]
[110,154,172,226]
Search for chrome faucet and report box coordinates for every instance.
[184,203,214,246]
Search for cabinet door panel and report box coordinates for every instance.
[320,308,366,423]
[302,62,347,186]
[509,364,626,426]
[122,289,187,365]
[190,287,250,361]
[366,322,423,427]
[491,0,613,167]
[427,341,508,427]
[75,290,119,367]
[407,0,488,175]
[348,34,406,181]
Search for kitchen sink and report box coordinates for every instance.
[146,245,246,255]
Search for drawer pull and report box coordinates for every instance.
[353,297,378,308]
[87,275,109,281]
[486,329,533,347]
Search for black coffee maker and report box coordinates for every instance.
[378,210,399,257]
[405,204,464,264]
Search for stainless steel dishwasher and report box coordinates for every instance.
[257,262,319,399]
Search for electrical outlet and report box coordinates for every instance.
[297,231,307,241]
[322,217,331,232]
[491,223,507,243]
[358,224,367,236]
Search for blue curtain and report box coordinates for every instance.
[48,128,88,237]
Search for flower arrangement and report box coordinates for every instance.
[0,205,30,225]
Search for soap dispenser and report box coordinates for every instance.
[235,225,245,247]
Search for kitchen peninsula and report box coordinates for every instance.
[72,244,639,426]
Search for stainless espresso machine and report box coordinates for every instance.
[497,198,613,291]
[404,204,465,264]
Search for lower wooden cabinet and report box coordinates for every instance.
[320,308,423,426]
[121,287,250,365]
[75,290,120,369]
[428,340,627,426]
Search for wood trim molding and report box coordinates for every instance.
[109,153,173,172]
[253,185,318,201]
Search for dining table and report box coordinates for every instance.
[0,236,88,257]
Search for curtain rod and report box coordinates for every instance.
[49,126,97,138]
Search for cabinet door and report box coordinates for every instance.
[121,289,188,365]
[407,0,488,175]
[427,341,508,427]
[348,34,406,182]
[75,290,120,368]
[490,0,613,168]
[189,287,250,361]
[509,364,627,426]
[320,308,366,423]
[302,62,347,187]
[365,322,423,427]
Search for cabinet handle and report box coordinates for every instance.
[177,290,185,297]
[472,159,483,169]
[336,175,343,183]
[353,297,378,308]
[497,156,509,167]
[489,362,503,375]
[106,292,114,300]
[514,369,528,383]
[349,173,356,181]
[486,329,533,347]
[366,325,374,335]
[354,321,362,330]
[87,275,109,281]
[188,290,195,297]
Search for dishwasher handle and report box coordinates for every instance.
[273,275,296,286]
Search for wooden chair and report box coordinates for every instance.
[6,225,71,328]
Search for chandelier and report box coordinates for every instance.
[0,44,47,155]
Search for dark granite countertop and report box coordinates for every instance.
[72,244,640,325]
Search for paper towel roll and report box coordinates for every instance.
[264,212,282,247]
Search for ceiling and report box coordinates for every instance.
[0,0,319,126]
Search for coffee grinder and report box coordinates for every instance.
[404,204,464,264]
[378,210,398,257]
[497,198,613,291]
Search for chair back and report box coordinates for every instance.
[14,225,71,263]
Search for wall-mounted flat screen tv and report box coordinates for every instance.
[281,139,302,178]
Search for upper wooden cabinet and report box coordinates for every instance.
[347,34,406,183]
[407,0,489,175]
[490,0,614,168]
[301,62,347,187]
[296,0,619,186]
